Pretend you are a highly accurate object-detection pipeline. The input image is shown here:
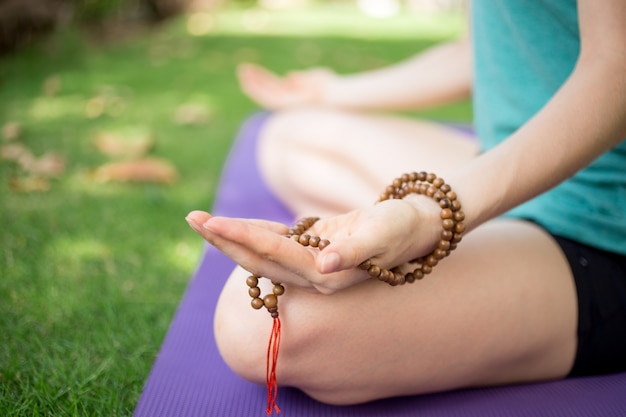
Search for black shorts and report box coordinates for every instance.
[550,235,626,376]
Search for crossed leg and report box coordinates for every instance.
[256,106,479,217]
[213,108,578,405]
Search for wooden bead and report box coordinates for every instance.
[389,272,401,285]
[368,265,381,278]
[442,219,455,230]
[273,284,285,296]
[299,234,311,245]
[309,236,320,247]
[249,287,261,298]
[263,294,278,309]
[246,275,259,288]
[379,268,391,281]
[318,239,330,250]
[412,269,424,280]
[426,255,438,267]
[251,297,264,310]
[441,230,454,241]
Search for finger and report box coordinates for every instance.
[317,238,371,274]
[193,216,315,288]
[209,216,290,235]
[185,210,212,234]
[186,211,289,237]
[237,62,270,82]
[237,64,284,108]
[203,216,319,280]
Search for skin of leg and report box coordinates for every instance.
[213,219,578,406]
[257,106,479,217]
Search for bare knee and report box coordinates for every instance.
[213,273,377,405]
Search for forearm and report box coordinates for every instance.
[452,55,626,231]
[321,38,472,111]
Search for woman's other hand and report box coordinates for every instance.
[237,62,336,110]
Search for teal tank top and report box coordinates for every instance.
[472,0,626,255]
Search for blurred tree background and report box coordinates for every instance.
[1,1,467,415]
[0,0,220,54]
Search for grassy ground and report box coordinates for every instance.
[0,4,469,416]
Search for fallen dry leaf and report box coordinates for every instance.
[92,158,178,184]
[2,121,22,141]
[0,143,30,161]
[85,96,106,119]
[1,144,65,178]
[93,132,154,158]
[9,176,51,193]
[174,103,212,125]
[20,152,66,177]
[84,87,129,119]
[43,75,61,96]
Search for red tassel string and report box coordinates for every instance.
[266,315,281,415]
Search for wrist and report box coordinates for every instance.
[403,193,442,252]
[370,172,466,284]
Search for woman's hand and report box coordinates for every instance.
[186,197,440,294]
[237,62,336,110]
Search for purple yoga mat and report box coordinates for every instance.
[134,113,626,416]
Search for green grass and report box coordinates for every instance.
[0,4,469,416]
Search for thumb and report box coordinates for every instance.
[317,241,369,274]
[318,251,342,274]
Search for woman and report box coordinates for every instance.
[186,1,626,406]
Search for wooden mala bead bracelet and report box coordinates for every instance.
[245,172,465,415]
[365,170,466,285]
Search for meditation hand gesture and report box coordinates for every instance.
[237,62,336,110]
[186,197,441,294]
